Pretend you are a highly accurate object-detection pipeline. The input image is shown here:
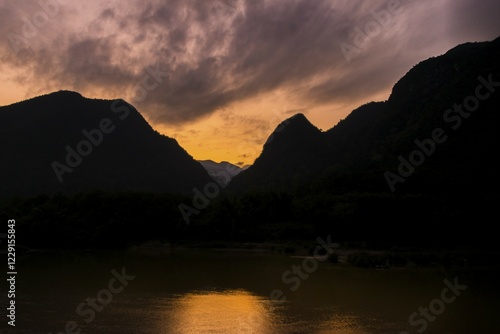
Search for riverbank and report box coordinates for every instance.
[127,240,500,269]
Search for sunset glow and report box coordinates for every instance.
[1,0,499,165]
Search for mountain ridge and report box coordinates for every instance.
[0,91,212,196]
[229,36,500,194]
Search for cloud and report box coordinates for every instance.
[1,0,499,126]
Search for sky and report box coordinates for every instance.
[1,0,499,166]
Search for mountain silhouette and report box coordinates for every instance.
[229,36,500,198]
[228,113,325,190]
[0,91,212,196]
[3,37,500,247]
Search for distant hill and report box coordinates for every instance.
[229,36,500,198]
[0,91,212,196]
[198,160,244,186]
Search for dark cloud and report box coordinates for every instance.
[444,0,500,43]
[99,8,115,20]
[1,0,499,124]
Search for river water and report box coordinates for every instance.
[6,248,499,333]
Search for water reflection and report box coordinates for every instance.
[315,312,377,334]
[162,290,278,334]
[16,250,499,334]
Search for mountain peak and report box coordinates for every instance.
[289,112,308,121]
[284,113,313,127]
[198,160,243,186]
[0,91,212,195]
[227,112,324,190]
[266,113,320,146]
[52,90,83,97]
[230,36,500,192]
[43,90,84,102]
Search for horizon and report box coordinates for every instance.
[1,0,500,166]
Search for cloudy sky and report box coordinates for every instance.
[1,0,499,165]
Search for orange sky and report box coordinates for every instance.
[1,0,499,166]
[0,72,392,166]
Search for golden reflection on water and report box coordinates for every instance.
[160,290,278,334]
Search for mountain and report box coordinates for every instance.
[229,36,500,197]
[228,113,325,190]
[0,91,212,196]
[198,160,244,186]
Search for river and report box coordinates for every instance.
[7,248,500,333]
